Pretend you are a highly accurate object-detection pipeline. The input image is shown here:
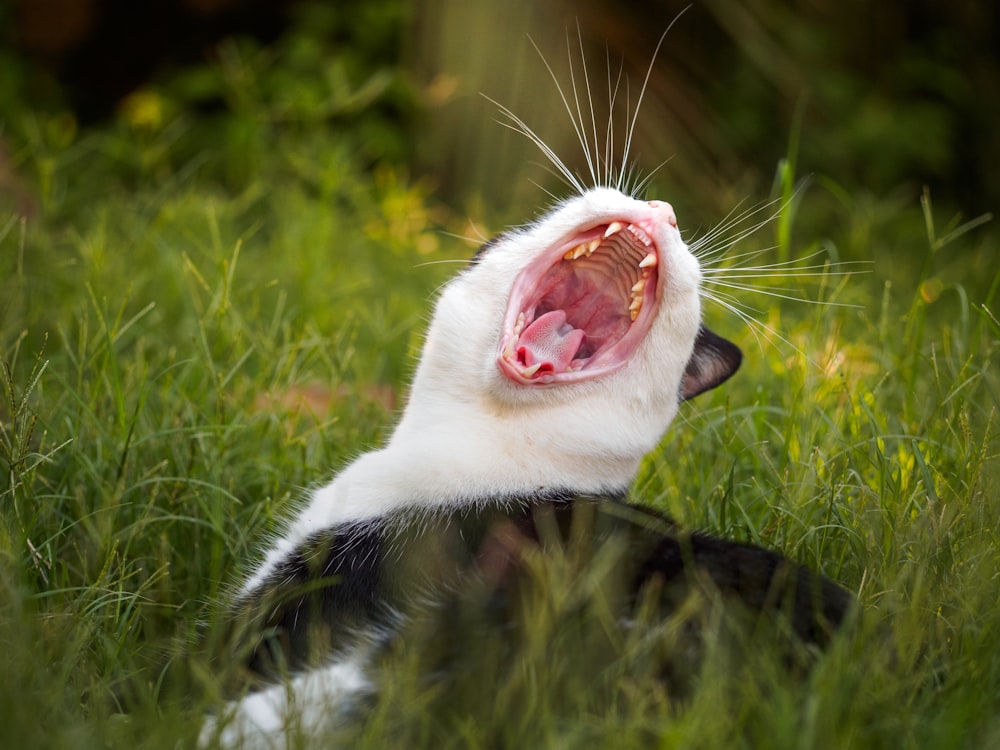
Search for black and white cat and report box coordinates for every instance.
[199,185,851,747]
[199,37,852,750]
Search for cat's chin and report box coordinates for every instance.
[495,197,680,387]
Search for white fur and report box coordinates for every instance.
[209,188,704,745]
[199,652,373,749]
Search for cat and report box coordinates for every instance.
[198,188,852,747]
[199,30,853,750]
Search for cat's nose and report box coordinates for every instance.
[647,200,678,228]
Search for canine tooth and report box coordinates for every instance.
[631,279,646,294]
[522,363,542,377]
[604,221,624,238]
[638,252,658,268]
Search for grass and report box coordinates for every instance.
[2,63,999,750]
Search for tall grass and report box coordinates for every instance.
[2,33,999,750]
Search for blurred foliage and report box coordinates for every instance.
[147,1,417,177]
[407,0,997,228]
[0,0,457,394]
[5,0,997,222]
[0,0,462,670]
[1,0,418,220]
[699,0,998,215]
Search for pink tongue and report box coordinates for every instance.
[516,310,585,374]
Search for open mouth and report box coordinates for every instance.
[497,220,661,385]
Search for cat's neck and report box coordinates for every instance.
[304,388,642,529]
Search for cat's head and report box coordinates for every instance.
[404,187,740,474]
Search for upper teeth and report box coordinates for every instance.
[626,224,653,247]
[563,238,601,260]
[559,221,659,322]
[628,273,651,321]
[513,311,526,337]
[563,222,657,265]
[604,221,625,238]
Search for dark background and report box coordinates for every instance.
[3,0,998,219]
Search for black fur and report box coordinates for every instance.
[234,522,391,676]
[682,325,743,401]
[225,495,850,688]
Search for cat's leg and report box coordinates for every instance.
[199,653,372,749]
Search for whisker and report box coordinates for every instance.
[436,231,479,244]
[689,197,757,245]
[696,246,780,269]
[561,30,598,189]
[573,23,602,188]
[435,230,487,246]
[412,259,477,269]
[604,47,625,189]
[691,201,785,261]
[701,292,770,352]
[529,177,563,205]
[486,98,586,194]
[491,11,693,196]
[702,263,869,279]
[631,157,671,198]
[693,221,775,256]
[701,287,768,317]
[621,162,646,198]
[700,249,843,271]
[621,8,690,193]
[703,279,861,308]
[526,37,597,196]
[702,291,823,368]
[524,161,587,199]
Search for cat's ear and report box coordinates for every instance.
[681,326,742,401]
